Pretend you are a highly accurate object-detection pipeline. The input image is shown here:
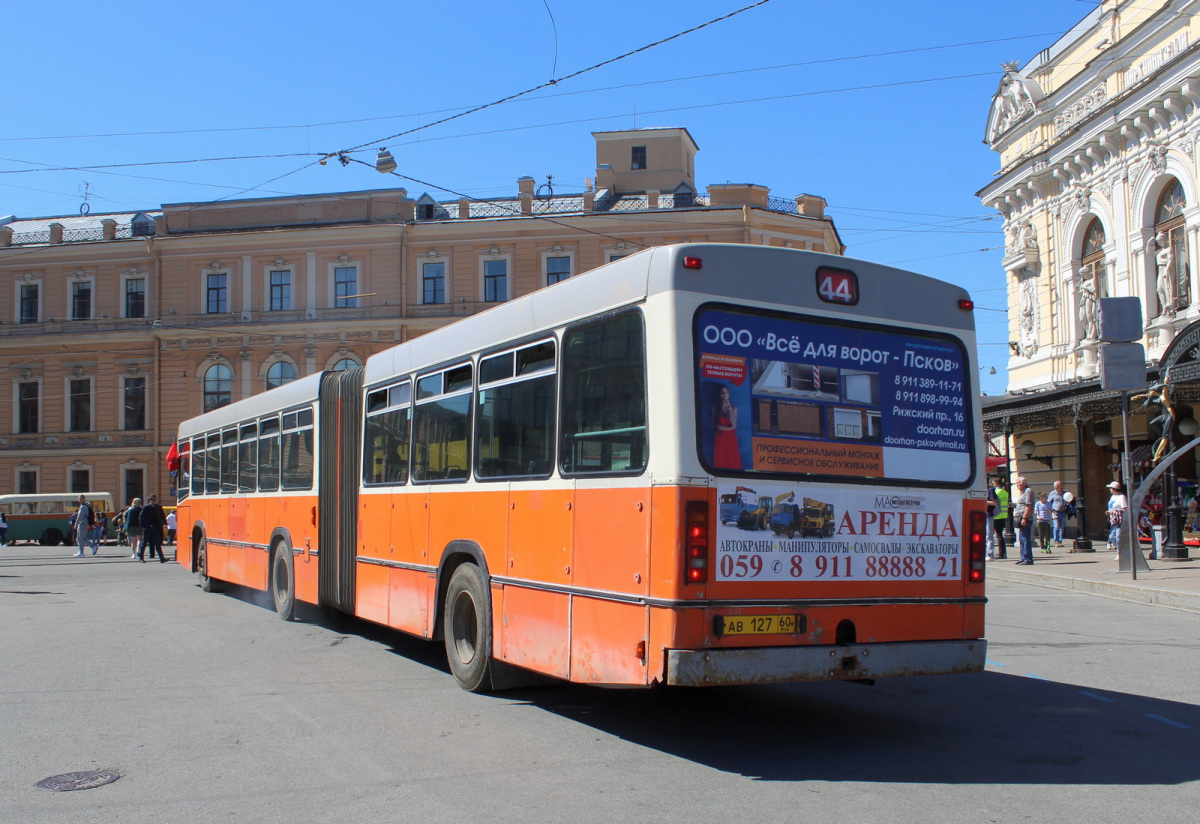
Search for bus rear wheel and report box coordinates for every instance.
[443,564,493,693]
[197,537,224,593]
[272,542,296,621]
[41,529,63,547]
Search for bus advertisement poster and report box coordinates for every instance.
[696,308,971,484]
[714,483,965,583]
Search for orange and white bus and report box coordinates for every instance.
[175,243,988,692]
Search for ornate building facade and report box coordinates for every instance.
[979,0,1200,543]
[1,127,841,508]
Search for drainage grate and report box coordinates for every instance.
[36,771,120,792]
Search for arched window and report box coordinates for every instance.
[266,361,296,390]
[1076,218,1106,342]
[1081,218,1106,287]
[332,358,359,372]
[203,364,232,412]
[1154,178,1189,313]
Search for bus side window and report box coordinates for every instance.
[413,366,472,485]
[258,416,280,492]
[363,383,410,486]
[475,341,556,480]
[559,312,647,476]
[206,434,221,494]
[280,408,315,490]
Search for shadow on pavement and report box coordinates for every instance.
[503,673,1199,784]
[193,578,1200,786]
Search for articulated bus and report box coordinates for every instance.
[175,243,988,692]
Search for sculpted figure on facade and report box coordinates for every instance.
[1018,220,1037,253]
[989,63,1041,143]
[1156,230,1176,316]
[1006,218,1038,256]
[1077,272,1098,341]
[1018,273,1038,357]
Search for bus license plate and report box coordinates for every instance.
[717,614,802,636]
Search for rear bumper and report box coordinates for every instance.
[666,639,987,686]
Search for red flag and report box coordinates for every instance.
[166,440,180,473]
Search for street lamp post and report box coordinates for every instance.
[1073,411,1092,551]
[1163,415,1197,560]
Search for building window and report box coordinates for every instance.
[70,469,90,493]
[69,379,91,432]
[269,270,292,311]
[124,377,146,430]
[332,358,359,372]
[266,361,296,390]
[125,278,146,319]
[17,381,39,434]
[203,364,232,412]
[206,273,228,314]
[546,255,571,285]
[484,259,507,302]
[124,467,144,506]
[422,261,446,304]
[334,266,358,308]
[19,283,39,324]
[1154,178,1189,316]
[71,281,92,320]
[18,470,37,494]
[631,145,647,170]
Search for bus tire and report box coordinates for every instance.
[443,563,493,693]
[272,542,296,621]
[197,538,224,593]
[42,528,63,547]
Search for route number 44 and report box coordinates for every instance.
[816,267,858,306]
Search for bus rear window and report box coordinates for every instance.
[695,306,972,486]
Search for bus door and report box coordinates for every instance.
[503,478,574,678]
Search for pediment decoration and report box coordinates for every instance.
[987,62,1044,146]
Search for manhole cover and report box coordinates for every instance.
[36,771,120,791]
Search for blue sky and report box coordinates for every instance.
[1,0,1096,395]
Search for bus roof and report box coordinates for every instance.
[176,243,975,438]
[177,371,323,441]
[0,492,114,503]
[363,243,973,389]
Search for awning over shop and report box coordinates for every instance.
[986,455,1009,469]
[1111,443,1156,470]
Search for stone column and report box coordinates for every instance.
[241,255,253,321]
[306,252,317,320]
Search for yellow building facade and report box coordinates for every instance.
[979,0,1200,549]
[0,128,842,515]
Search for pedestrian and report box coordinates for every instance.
[1012,476,1035,565]
[139,495,167,563]
[71,494,94,557]
[0,512,7,546]
[1035,491,1053,553]
[166,509,177,545]
[114,508,127,546]
[1046,479,1068,548]
[125,498,144,560]
[987,476,1009,560]
[89,510,107,555]
[1106,481,1127,556]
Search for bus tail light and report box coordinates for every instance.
[685,500,709,584]
[683,256,703,270]
[967,510,986,582]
